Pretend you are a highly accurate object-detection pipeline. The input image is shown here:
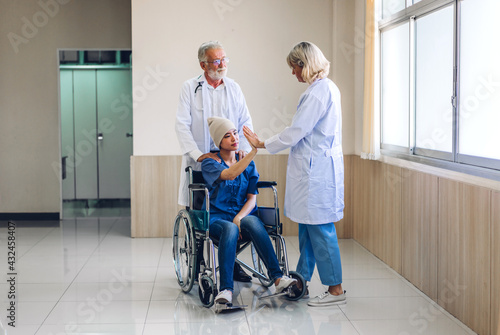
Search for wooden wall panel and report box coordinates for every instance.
[131,156,182,237]
[380,163,402,273]
[351,157,401,272]
[401,169,438,300]
[351,157,497,334]
[367,159,383,257]
[335,155,352,239]
[351,156,362,242]
[352,156,373,250]
[131,154,353,238]
[438,179,490,335]
[492,191,500,335]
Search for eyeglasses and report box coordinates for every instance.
[204,57,229,66]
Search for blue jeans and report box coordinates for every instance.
[296,223,343,286]
[210,215,283,292]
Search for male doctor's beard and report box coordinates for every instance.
[207,67,227,81]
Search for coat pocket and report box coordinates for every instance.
[287,152,305,181]
[195,84,203,106]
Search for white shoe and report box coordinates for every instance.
[215,289,232,304]
[275,275,298,293]
[307,291,346,307]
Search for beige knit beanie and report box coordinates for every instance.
[207,117,236,148]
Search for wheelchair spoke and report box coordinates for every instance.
[173,211,196,293]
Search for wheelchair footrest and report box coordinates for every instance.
[215,303,247,313]
[257,291,289,300]
[258,283,300,300]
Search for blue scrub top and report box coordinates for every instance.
[201,153,259,224]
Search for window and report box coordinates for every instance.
[379,0,500,177]
[381,0,425,19]
[59,50,132,66]
[414,5,454,158]
[381,22,410,149]
[382,0,406,18]
[459,0,500,165]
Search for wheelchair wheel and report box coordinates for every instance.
[198,275,216,308]
[285,271,307,301]
[251,244,273,287]
[173,209,196,293]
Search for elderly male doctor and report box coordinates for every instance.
[175,41,254,282]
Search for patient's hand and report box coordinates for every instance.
[243,126,265,149]
[233,216,242,240]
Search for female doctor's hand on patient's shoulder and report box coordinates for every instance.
[243,126,265,149]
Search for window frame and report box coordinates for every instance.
[378,0,500,181]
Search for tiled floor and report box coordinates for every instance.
[0,217,476,335]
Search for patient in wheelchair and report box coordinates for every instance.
[202,117,298,305]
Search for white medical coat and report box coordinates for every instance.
[265,78,344,224]
[175,74,253,206]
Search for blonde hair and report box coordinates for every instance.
[286,41,330,84]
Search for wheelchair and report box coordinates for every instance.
[172,166,307,309]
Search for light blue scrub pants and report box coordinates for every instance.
[296,223,342,286]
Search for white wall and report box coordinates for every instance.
[132,0,358,156]
[332,0,358,155]
[0,0,131,215]
[354,0,366,155]
[0,0,360,216]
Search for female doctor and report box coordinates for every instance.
[243,41,345,307]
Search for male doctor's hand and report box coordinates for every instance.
[197,152,221,163]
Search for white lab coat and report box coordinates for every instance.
[175,74,253,206]
[265,78,344,224]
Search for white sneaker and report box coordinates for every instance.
[307,291,346,307]
[275,275,298,293]
[215,289,232,304]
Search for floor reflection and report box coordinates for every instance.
[63,199,131,218]
[0,218,477,335]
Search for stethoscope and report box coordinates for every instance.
[194,82,202,94]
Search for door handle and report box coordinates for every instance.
[62,156,67,180]
[126,133,133,137]
[98,133,103,141]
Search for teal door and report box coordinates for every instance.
[96,69,133,199]
[60,68,132,200]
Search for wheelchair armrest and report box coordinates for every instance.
[257,181,277,188]
[189,183,208,191]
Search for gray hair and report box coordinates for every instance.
[198,41,224,62]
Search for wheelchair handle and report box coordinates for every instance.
[256,181,277,188]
